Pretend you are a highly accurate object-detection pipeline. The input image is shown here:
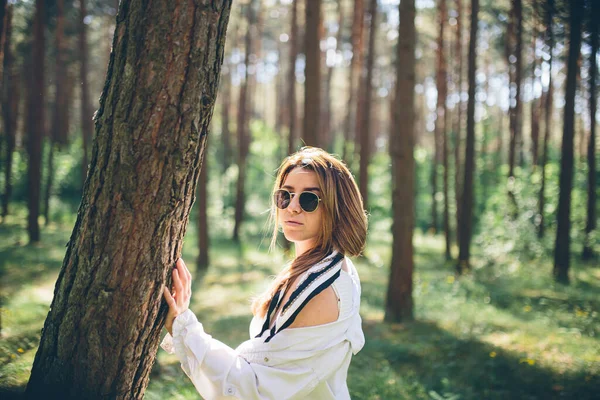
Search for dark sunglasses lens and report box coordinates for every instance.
[299,192,319,212]
[274,190,291,209]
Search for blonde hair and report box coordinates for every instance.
[251,147,368,318]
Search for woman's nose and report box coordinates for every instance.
[287,194,302,213]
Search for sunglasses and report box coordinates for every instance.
[274,189,322,213]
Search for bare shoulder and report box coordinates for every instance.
[288,286,339,328]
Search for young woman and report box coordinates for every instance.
[162,147,368,399]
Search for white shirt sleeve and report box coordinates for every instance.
[160,309,347,400]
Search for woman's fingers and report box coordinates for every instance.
[163,286,176,308]
[172,268,184,301]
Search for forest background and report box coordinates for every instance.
[0,0,598,399]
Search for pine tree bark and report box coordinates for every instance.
[233,0,256,241]
[79,0,94,188]
[27,0,45,243]
[582,0,598,260]
[303,0,321,147]
[457,0,478,274]
[25,1,232,397]
[553,0,583,284]
[385,0,415,323]
[358,0,377,212]
[538,0,554,239]
[1,3,16,219]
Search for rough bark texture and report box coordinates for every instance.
[457,0,478,273]
[303,0,321,147]
[358,0,377,212]
[1,4,16,218]
[233,0,255,241]
[79,0,94,188]
[25,1,232,398]
[553,0,583,284]
[27,0,45,243]
[385,0,415,323]
[538,0,553,239]
[287,0,298,155]
[582,0,598,260]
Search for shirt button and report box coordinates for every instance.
[227,387,234,395]
[264,357,269,362]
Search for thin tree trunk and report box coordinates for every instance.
[303,0,321,147]
[435,0,449,254]
[358,0,377,211]
[27,0,45,243]
[197,149,209,271]
[233,0,256,241]
[287,0,298,155]
[454,0,463,249]
[26,2,232,397]
[342,0,365,161]
[221,67,232,174]
[582,0,598,260]
[553,0,583,284]
[507,0,522,213]
[530,7,540,167]
[79,0,94,189]
[456,0,478,274]
[385,0,415,323]
[538,12,553,238]
[323,0,343,152]
[43,142,55,225]
[0,0,7,81]
[1,3,16,219]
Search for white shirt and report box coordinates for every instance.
[160,253,365,399]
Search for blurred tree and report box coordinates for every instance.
[197,147,209,272]
[582,0,598,260]
[507,0,523,213]
[79,0,94,189]
[25,1,232,397]
[287,0,298,155]
[530,2,541,167]
[342,0,364,162]
[1,3,16,219]
[358,0,377,212]
[553,0,584,284]
[385,0,415,323]
[538,0,554,239]
[220,43,233,174]
[457,0,478,274]
[0,0,6,79]
[323,0,343,153]
[233,0,257,241]
[453,0,464,249]
[303,0,321,147]
[26,0,45,243]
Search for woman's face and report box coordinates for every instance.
[278,167,324,252]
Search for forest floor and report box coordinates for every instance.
[0,210,598,400]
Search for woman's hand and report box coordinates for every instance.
[163,258,192,335]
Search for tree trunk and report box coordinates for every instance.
[507,0,522,213]
[27,0,45,243]
[53,0,69,146]
[323,0,343,153]
[385,0,415,323]
[221,67,232,174]
[197,147,209,272]
[287,0,298,155]
[456,0,478,274]
[79,0,94,188]
[454,0,463,249]
[530,7,540,167]
[342,0,365,161]
[553,0,583,284]
[43,142,55,225]
[538,0,554,239]
[303,0,321,147]
[358,0,377,211]
[582,0,598,260]
[0,0,7,81]
[233,0,256,241]
[25,1,232,397]
[1,3,16,219]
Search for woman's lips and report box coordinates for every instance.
[285,221,303,226]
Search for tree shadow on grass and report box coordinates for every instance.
[352,319,599,400]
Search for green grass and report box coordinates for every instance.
[0,208,598,399]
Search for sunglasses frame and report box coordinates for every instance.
[274,189,322,213]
